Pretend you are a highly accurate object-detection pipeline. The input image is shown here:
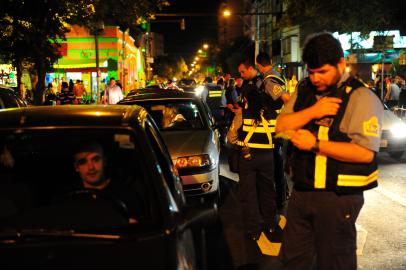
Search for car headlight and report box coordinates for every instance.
[176,154,211,169]
[390,123,406,139]
[194,86,204,96]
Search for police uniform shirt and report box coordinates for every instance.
[263,70,287,101]
[279,73,383,152]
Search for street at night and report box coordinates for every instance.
[1,0,406,269]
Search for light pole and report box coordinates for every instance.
[93,21,104,104]
[221,7,283,62]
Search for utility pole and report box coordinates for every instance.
[93,21,104,104]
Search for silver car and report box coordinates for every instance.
[380,105,406,159]
[119,89,221,202]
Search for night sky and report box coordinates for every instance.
[151,0,221,62]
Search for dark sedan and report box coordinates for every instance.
[0,105,215,269]
[119,89,221,203]
[0,85,27,109]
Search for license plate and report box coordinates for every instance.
[380,139,388,148]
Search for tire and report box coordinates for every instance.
[389,151,404,159]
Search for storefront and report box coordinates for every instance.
[48,25,146,100]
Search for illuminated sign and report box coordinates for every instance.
[333,30,406,50]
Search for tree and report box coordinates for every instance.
[283,0,403,35]
[152,55,188,80]
[0,0,169,105]
[0,1,94,104]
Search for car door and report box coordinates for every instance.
[143,118,198,269]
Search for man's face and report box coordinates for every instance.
[238,64,254,80]
[74,151,105,187]
[307,59,345,91]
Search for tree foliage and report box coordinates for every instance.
[283,0,404,35]
[151,55,188,80]
[0,0,169,104]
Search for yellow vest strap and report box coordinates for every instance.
[243,118,276,126]
[314,126,329,189]
[337,170,378,187]
[242,125,276,133]
[236,141,274,149]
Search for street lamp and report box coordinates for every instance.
[203,43,209,50]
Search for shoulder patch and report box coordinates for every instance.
[272,85,283,96]
[363,116,380,137]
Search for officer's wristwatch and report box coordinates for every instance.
[310,139,320,154]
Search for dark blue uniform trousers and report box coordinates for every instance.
[238,149,277,235]
[280,189,364,270]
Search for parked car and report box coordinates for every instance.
[380,104,406,159]
[0,105,215,269]
[119,89,221,203]
[0,85,27,109]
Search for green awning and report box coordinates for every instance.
[53,58,108,69]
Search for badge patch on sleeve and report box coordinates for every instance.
[272,85,283,96]
[363,116,380,137]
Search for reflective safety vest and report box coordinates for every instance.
[292,77,378,192]
[206,85,224,111]
[237,104,277,150]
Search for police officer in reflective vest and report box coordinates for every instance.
[227,58,279,242]
[276,33,383,270]
[256,52,290,210]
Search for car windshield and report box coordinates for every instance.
[137,100,206,131]
[179,79,196,87]
[0,129,160,232]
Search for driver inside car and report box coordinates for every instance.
[72,141,138,224]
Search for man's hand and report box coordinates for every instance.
[310,97,342,119]
[291,129,317,151]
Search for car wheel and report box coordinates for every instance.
[388,151,404,159]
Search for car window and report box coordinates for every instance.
[0,92,19,108]
[0,129,160,231]
[138,100,206,131]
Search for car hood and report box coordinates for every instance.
[382,109,404,130]
[162,130,214,160]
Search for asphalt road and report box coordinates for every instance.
[206,149,406,270]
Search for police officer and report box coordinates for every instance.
[256,52,290,211]
[227,58,278,242]
[276,32,383,270]
[202,76,227,144]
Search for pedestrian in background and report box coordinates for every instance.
[103,77,123,105]
[276,32,383,270]
[57,81,77,105]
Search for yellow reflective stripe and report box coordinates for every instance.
[246,142,274,149]
[236,141,274,149]
[242,125,276,133]
[208,90,223,97]
[337,170,378,187]
[243,119,276,126]
[314,126,329,189]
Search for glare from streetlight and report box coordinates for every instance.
[203,44,209,49]
[195,57,199,61]
[198,49,203,54]
[223,9,231,17]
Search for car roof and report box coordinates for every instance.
[121,88,200,102]
[0,105,146,129]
